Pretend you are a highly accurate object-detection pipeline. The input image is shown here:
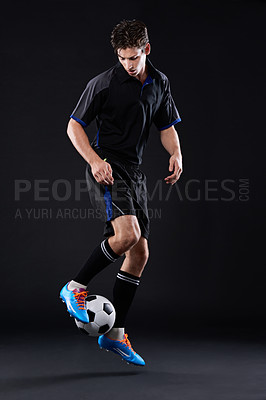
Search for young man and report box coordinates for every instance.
[60,19,183,366]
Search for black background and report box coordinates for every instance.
[1,0,265,335]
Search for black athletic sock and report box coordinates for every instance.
[112,270,141,328]
[74,238,120,286]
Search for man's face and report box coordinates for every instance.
[117,44,150,78]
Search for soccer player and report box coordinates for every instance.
[60,19,183,366]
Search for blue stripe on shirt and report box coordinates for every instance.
[159,118,181,131]
[70,115,87,127]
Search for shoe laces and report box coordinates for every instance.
[73,290,88,310]
[119,334,136,354]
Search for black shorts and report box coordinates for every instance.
[85,148,150,240]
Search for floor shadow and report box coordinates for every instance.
[1,371,142,393]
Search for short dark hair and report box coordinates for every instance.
[110,19,149,54]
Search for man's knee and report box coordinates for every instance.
[113,223,141,253]
[125,238,149,266]
[109,215,142,254]
[117,228,141,251]
[133,245,149,266]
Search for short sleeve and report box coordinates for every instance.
[153,78,181,131]
[70,78,108,127]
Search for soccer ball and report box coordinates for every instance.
[74,295,116,337]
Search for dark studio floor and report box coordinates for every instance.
[1,326,266,400]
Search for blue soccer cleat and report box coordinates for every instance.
[98,333,145,366]
[60,282,89,323]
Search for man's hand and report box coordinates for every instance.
[164,154,182,185]
[160,126,183,185]
[91,159,114,185]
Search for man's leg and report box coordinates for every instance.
[74,214,141,285]
[98,217,148,366]
[108,235,149,338]
[60,215,141,323]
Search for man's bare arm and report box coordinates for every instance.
[160,125,183,185]
[67,118,114,185]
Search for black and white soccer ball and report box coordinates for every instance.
[74,294,116,337]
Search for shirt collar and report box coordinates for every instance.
[116,57,161,83]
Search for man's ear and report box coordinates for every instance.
[144,43,151,55]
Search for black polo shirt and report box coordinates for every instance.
[70,58,181,165]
